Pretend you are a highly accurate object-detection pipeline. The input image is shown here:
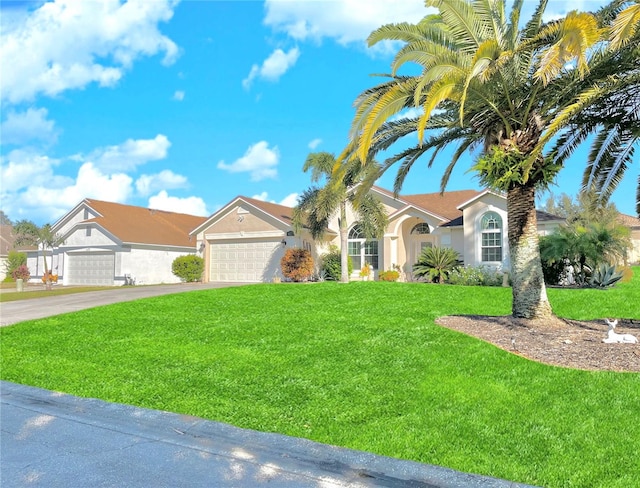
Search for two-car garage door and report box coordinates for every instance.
[210,240,282,282]
[67,252,115,286]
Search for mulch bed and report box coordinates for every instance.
[436,315,640,372]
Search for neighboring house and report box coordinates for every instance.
[191,196,319,283]
[193,187,563,283]
[0,224,16,281]
[25,199,206,286]
[619,213,640,264]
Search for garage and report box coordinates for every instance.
[67,252,115,286]
[210,240,283,282]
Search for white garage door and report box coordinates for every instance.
[210,240,282,282]
[67,252,115,286]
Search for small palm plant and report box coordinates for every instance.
[413,247,462,284]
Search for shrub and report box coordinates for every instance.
[11,264,31,281]
[413,246,462,284]
[447,265,504,286]
[171,255,204,282]
[320,245,352,281]
[590,264,623,288]
[281,248,314,282]
[5,251,27,279]
[379,270,400,282]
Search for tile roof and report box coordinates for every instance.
[402,190,482,221]
[83,199,207,247]
[0,225,15,256]
[240,196,294,225]
[618,213,640,228]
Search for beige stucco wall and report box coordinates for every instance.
[461,195,508,268]
[628,229,640,264]
[206,205,280,234]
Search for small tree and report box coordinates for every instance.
[4,251,27,282]
[172,255,204,282]
[280,248,314,282]
[413,247,462,284]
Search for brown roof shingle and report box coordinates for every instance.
[84,199,207,247]
[618,213,640,228]
[402,190,482,221]
[240,196,294,225]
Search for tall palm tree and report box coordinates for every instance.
[293,152,388,282]
[343,0,627,319]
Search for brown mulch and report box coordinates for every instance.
[435,315,640,372]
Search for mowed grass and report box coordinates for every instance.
[1,272,639,488]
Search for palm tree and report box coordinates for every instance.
[293,152,388,282]
[413,246,461,284]
[13,220,64,290]
[549,0,640,217]
[343,0,628,319]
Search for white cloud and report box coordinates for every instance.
[0,107,58,145]
[264,0,427,46]
[1,160,134,223]
[83,134,171,172]
[251,191,299,207]
[0,149,63,192]
[390,107,424,121]
[135,170,188,196]
[1,0,180,104]
[279,192,299,207]
[148,190,208,216]
[173,90,185,101]
[308,138,322,150]
[242,47,300,89]
[217,141,279,181]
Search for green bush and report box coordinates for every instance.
[448,265,504,286]
[4,251,27,279]
[280,248,314,282]
[171,255,204,282]
[320,245,353,281]
[413,246,462,284]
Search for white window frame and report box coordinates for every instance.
[348,225,379,270]
[479,211,503,263]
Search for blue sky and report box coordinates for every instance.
[1,0,636,226]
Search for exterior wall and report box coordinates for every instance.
[628,228,640,264]
[210,206,280,234]
[461,195,509,269]
[121,246,194,285]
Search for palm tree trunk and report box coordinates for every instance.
[507,184,553,319]
[42,247,52,291]
[339,201,349,283]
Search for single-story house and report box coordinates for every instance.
[25,199,206,286]
[193,187,564,283]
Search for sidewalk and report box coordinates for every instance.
[1,381,537,488]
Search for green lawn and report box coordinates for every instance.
[1,271,639,488]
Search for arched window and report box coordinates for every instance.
[411,223,431,235]
[348,225,378,270]
[480,212,502,262]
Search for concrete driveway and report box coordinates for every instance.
[0,282,244,326]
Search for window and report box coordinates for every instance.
[481,212,502,262]
[411,223,431,235]
[348,225,379,270]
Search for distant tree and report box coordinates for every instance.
[13,220,64,290]
[0,210,12,226]
[4,251,27,281]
